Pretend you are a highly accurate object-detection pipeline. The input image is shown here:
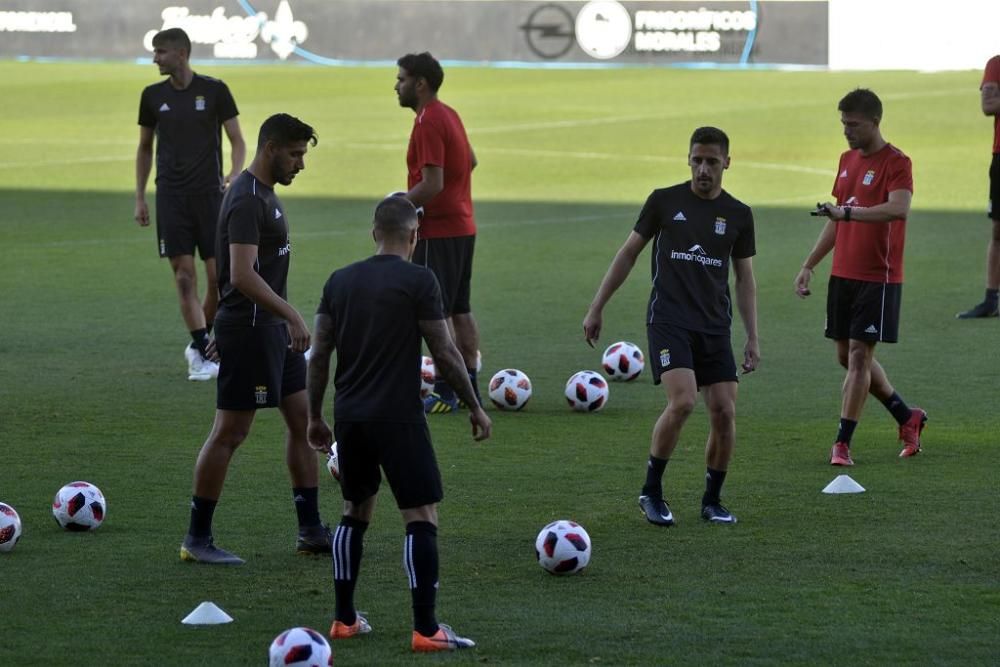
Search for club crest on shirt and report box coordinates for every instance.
[862,169,875,185]
[255,385,268,405]
[714,217,726,235]
[195,95,206,111]
[659,348,670,368]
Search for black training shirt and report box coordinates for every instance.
[634,182,755,334]
[318,255,444,423]
[215,171,291,327]
[138,73,238,193]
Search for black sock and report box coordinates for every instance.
[332,516,368,625]
[187,495,217,539]
[189,328,210,358]
[467,368,482,405]
[405,521,440,637]
[986,288,999,308]
[878,391,912,426]
[292,487,321,529]
[433,380,456,402]
[641,455,668,498]
[836,418,859,445]
[702,467,728,507]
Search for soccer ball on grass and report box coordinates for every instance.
[268,626,332,666]
[326,441,340,482]
[0,502,22,552]
[535,520,591,575]
[52,481,106,531]
[488,369,532,411]
[565,370,609,412]
[419,355,436,399]
[602,341,645,381]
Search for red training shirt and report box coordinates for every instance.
[983,55,1000,154]
[830,143,913,284]
[406,100,476,239]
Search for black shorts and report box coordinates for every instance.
[214,322,306,410]
[155,189,222,260]
[333,421,443,510]
[647,322,737,387]
[413,235,475,316]
[989,153,1000,221]
[825,276,902,343]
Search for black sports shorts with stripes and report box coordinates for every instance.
[989,152,1000,221]
[647,321,738,388]
[825,275,902,343]
[333,421,443,510]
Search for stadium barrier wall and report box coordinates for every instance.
[0,0,826,66]
[0,0,993,70]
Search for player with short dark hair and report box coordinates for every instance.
[794,88,927,466]
[179,114,328,565]
[957,55,1000,319]
[395,51,482,414]
[583,126,759,526]
[135,27,246,381]
[307,194,491,652]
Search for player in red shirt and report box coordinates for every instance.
[957,55,1000,318]
[794,89,927,466]
[395,52,481,413]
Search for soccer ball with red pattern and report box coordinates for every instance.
[326,441,340,482]
[535,520,591,575]
[488,369,532,411]
[268,627,332,667]
[52,481,106,531]
[419,355,436,399]
[564,370,609,412]
[0,502,22,553]
[602,341,645,381]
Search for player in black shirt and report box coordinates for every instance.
[135,28,246,381]
[307,195,491,652]
[179,114,325,565]
[583,127,759,526]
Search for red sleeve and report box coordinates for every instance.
[886,154,913,194]
[411,117,446,170]
[983,55,1000,89]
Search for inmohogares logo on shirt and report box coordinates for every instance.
[670,244,723,268]
[143,1,308,60]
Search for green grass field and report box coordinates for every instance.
[2,61,998,665]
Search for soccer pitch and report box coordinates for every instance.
[1,61,997,665]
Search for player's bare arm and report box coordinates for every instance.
[420,318,492,441]
[230,242,311,352]
[305,312,336,453]
[815,189,911,224]
[222,117,246,188]
[134,125,154,226]
[795,218,836,297]
[407,165,444,207]
[733,256,759,373]
[583,231,648,346]
[982,82,1000,115]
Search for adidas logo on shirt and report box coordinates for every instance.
[159,103,170,112]
[839,169,848,178]
[672,211,687,222]
[865,324,878,334]
[274,209,282,219]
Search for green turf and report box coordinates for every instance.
[1,61,997,665]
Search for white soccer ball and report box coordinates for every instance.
[602,341,645,381]
[0,502,22,553]
[488,369,532,411]
[52,481,106,531]
[420,355,436,399]
[268,626,332,667]
[326,441,340,482]
[564,370,609,412]
[535,520,592,575]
